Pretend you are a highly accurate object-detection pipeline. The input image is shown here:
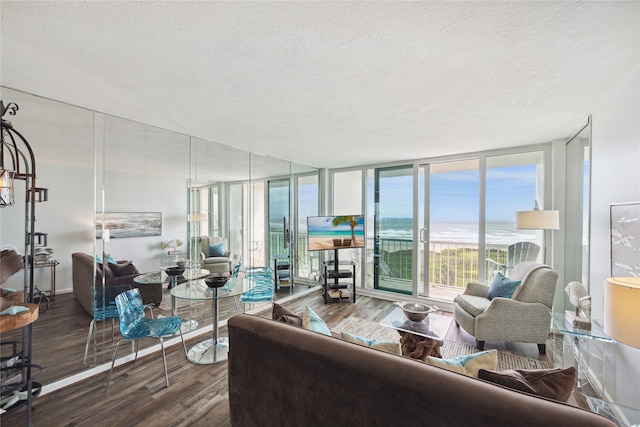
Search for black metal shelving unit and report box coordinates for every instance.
[1,100,47,426]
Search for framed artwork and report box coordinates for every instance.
[610,201,640,277]
[96,212,162,239]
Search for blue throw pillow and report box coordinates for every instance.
[487,272,521,300]
[105,253,117,264]
[427,349,498,377]
[302,306,332,336]
[208,243,225,257]
[95,254,103,264]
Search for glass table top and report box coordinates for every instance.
[133,268,210,285]
[380,307,452,341]
[550,312,613,342]
[170,276,255,301]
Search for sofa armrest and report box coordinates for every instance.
[463,282,490,297]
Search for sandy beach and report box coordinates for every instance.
[308,236,365,250]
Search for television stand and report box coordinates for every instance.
[322,250,356,304]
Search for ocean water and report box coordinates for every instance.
[289,219,537,246]
[378,222,535,245]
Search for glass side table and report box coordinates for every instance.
[550,312,613,395]
[551,313,640,427]
[586,396,640,427]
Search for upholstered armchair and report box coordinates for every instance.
[453,262,558,354]
[192,235,232,274]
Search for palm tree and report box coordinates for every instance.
[331,215,359,247]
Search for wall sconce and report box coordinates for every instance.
[516,201,560,230]
[103,229,111,242]
[0,168,15,207]
[604,277,640,348]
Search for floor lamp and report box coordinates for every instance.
[515,201,560,265]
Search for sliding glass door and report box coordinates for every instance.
[373,165,414,295]
[419,160,480,300]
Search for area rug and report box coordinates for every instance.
[331,316,551,371]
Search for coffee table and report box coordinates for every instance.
[171,274,255,364]
[380,307,452,361]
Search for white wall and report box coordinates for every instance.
[2,161,189,294]
[590,66,640,408]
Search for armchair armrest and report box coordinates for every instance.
[199,251,206,262]
[463,282,490,297]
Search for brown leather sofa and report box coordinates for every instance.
[227,314,615,427]
[72,252,162,316]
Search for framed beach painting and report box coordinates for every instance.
[610,201,640,277]
[96,212,162,239]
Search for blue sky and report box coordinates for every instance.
[371,164,538,222]
[271,163,544,226]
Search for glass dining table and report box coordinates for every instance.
[134,268,210,331]
[170,274,255,364]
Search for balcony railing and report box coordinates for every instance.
[269,232,509,290]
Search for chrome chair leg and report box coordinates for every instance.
[106,339,126,393]
[82,319,96,366]
[159,338,169,387]
[179,327,187,357]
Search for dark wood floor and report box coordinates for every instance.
[1,287,586,427]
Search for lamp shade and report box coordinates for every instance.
[516,209,559,230]
[190,213,207,222]
[604,277,640,348]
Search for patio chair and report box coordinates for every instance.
[486,241,540,277]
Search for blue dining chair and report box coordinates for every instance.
[83,284,131,366]
[240,267,274,310]
[106,288,186,391]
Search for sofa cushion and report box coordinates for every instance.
[302,306,331,336]
[478,366,576,402]
[340,331,401,355]
[454,294,491,317]
[109,261,139,277]
[208,243,225,257]
[272,303,303,326]
[427,349,498,377]
[487,272,521,300]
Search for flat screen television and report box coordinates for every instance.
[307,215,365,251]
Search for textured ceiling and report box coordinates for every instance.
[1,1,639,169]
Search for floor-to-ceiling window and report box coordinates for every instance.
[333,145,549,303]
[485,152,543,281]
[333,170,364,287]
[295,173,319,282]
